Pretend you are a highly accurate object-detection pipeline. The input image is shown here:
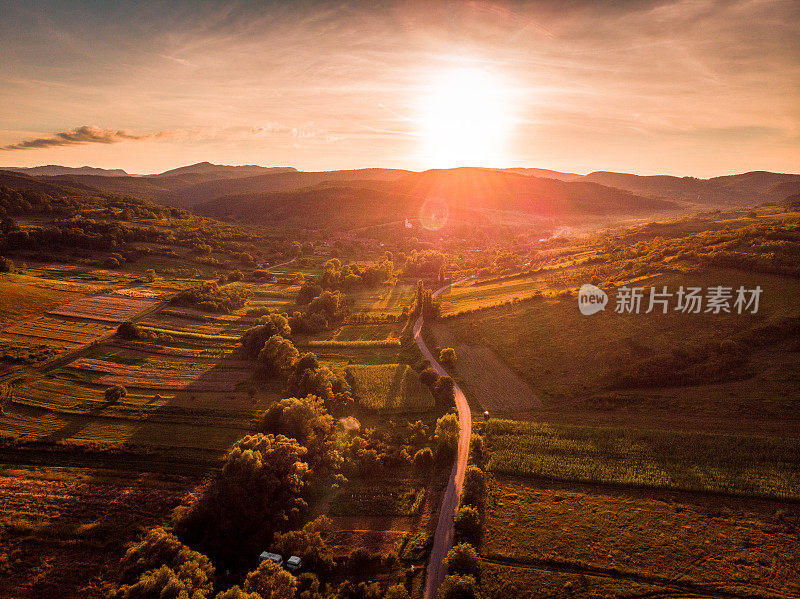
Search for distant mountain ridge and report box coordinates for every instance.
[153,161,297,179]
[0,165,129,177]
[582,170,800,204]
[2,163,798,216]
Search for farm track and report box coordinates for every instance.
[482,555,792,599]
[418,277,474,599]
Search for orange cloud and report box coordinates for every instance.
[2,125,179,150]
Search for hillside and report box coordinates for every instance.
[198,168,676,231]
[582,170,800,205]
[154,161,297,179]
[0,165,129,176]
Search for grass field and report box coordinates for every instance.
[480,475,800,599]
[0,273,94,328]
[0,465,197,599]
[446,269,800,399]
[484,419,800,499]
[347,364,435,411]
[329,479,426,516]
[346,284,415,316]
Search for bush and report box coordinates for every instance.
[444,543,481,580]
[348,546,372,571]
[439,574,480,599]
[461,466,486,510]
[105,385,127,403]
[243,559,297,599]
[413,447,434,473]
[434,413,460,459]
[453,505,481,545]
[241,314,292,358]
[439,347,457,369]
[117,321,141,339]
[385,584,411,599]
[420,367,439,387]
[434,376,456,408]
[257,335,299,376]
[0,256,14,272]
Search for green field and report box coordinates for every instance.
[347,364,435,411]
[484,419,800,499]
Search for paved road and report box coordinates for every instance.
[416,278,474,599]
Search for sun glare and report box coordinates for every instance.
[418,67,512,168]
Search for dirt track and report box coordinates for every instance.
[416,280,473,599]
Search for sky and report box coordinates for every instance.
[1,0,798,177]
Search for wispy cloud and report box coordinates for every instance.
[1,125,180,150]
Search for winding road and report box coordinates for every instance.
[415,278,474,599]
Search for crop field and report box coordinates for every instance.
[1,315,116,349]
[0,465,197,599]
[437,274,551,315]
[346,364,435,411]
[0,273,94,328]
[138,311,246,335]
[66,357,251,392]
[49,288,169,322]
[347,284,415,316]
[313,322,402,342]
[479,475,800,599]
[484,419,800,499]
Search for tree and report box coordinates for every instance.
[413,447,434,473]
[117,321,141,339]
[244,559,297,599]
[272,516,334,573]
[287,353,351,410]
[348,546,372,571]
[419,367,439,388]
[175,434,310,566]
[112,564,210,599]
[453,505,481,545]
[257,335,300,376]
[0,256,14,273]
[259,396,335,468]
[434,413,460,458]
[439,574,480,599]
[119,526,214,586]
[105,384,127,403]
[215,586,261,599]
[433,376,456,408]
[296,281,322,305]
[460,466,486,510]
[241,314,292,358]
[385,585,411,599]
[439,348,457,369]
[444,543,481,580]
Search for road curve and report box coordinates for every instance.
[416,278,473,599]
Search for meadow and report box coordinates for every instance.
[479,475,800,599]
[484,419,800,500]
[346,363,435,411]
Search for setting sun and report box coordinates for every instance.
[418,67,513,168]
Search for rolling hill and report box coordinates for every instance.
[197,168,676,230]
[581,170,800,205]
[0,165,129,176]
